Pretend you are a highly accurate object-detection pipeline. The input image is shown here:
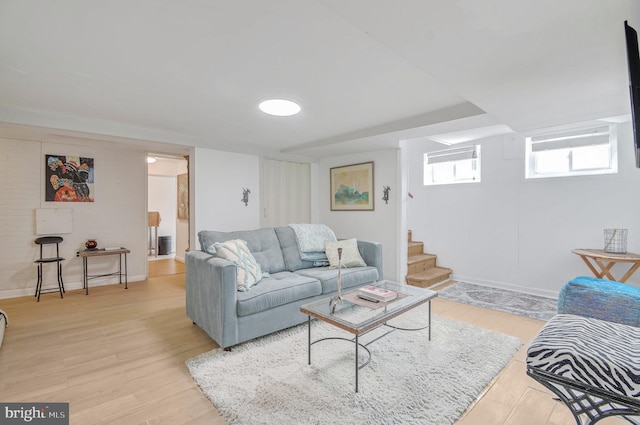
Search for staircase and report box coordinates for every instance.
[406,230,452,288]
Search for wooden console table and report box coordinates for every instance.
[572,249,640,283]
[77,248,130,294]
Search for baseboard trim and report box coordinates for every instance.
[0,274,147,299]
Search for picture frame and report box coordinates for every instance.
[45,154,95,202]
[330,161,374,211]
[177,173,189,220]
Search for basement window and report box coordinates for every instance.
[423,145,481,186]
[525,125,617,179]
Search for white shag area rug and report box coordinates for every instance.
[186,304,522,425]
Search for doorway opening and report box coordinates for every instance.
[147,154,189,278]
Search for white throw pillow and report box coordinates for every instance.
[325,239,366,268]
[214,239,264,291]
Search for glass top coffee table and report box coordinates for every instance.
[300,280,438,392]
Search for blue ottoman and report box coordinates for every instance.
[558,276,640,327]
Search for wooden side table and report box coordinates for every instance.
[571,249,640,283]
[77,248,130,294]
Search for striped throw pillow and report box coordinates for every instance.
[214,239,264,291]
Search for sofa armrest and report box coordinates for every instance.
[357,239,383,281]
[558,276,640,327]
[186,250,239,348]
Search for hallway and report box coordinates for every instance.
[148,258,185,278]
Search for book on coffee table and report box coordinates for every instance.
[357,285,398,302]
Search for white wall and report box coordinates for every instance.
[406,122,640,297]
[176,220,189,262]
[0,134,147,298]
[0,130,265,299]
[188,147,401,281]
[190,147,260,250]
[318,149,402,282]
[12,119,633,300]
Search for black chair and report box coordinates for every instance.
[34,236,65,302]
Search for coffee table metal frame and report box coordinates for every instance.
[300,280,438,392]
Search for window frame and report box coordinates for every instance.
[423,144,481,186]
[525,125,618,179]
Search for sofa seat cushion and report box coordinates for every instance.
[527,314,640,399]
[236,272,322,317]
[295,266,379,294]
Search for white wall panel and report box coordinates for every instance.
[0,138,42,293]
[318,149,401,282]
[191,147,260,250]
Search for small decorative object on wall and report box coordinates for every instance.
[241,188,251,206]
[177,173,189,220]
[330,161,374,211]
[45,154,94,202]
[382,185,391,204]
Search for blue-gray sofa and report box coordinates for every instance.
[185,226,383,349]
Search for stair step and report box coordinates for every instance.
[407,253,437,265]
[406,267,452,288]
[407,254,437,275]
[408,241,424,256]
[406,229,452,288]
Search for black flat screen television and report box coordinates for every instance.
[625,21,640,167]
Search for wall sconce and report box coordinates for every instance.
[382,186,391,204]
[241,188,251,206]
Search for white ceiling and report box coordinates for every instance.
[0,0,638,160]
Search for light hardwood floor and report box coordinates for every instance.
[0,270,627,424]
[148,257,185,278]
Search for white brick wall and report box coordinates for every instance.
[0,135,147,298]
[0,138,42,292]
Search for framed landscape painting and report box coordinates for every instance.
[330,161,374,211]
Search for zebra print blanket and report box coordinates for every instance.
[527,314,640,398]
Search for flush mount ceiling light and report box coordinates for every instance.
[258,98,301,116]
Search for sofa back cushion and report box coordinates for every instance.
[198,228,286,273]
[274,226,316,271]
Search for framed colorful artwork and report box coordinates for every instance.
[45,154,95,202]
[330,161,374,211]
